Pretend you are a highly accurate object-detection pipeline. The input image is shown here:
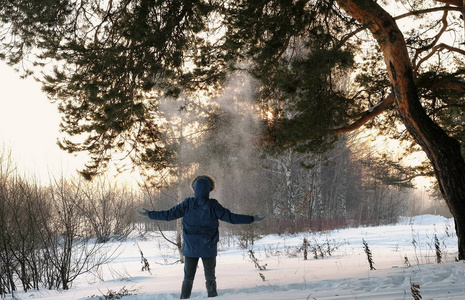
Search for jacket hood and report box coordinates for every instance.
[192,176,214,198]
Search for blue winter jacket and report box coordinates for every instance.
[147,176,254,258]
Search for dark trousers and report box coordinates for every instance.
[180,256,217,299]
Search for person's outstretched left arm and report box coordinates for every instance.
[212,200,264,224]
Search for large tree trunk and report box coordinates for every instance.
[336,0,465,259]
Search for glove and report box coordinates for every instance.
[253,214,265,222]
[137,208,150,217]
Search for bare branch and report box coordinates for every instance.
[415,43,465,69]
[412,8,449,73]
[332,93,395,135]
[156,221,179,247]
[394,6,461,20]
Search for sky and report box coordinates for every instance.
[0,62,96,183]
[0,62,144,186]
[12,214,464,300]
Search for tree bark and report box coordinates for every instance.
[336,0,465,259]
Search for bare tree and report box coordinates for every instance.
[0,148,20,296]
[77,178,138,243]
[40,177,118,290]
[6,176,47,291]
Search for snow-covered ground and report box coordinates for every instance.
[12,215,465,299]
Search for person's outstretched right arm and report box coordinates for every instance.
[137,199,189,221]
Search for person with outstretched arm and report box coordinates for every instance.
[137,175,265,299]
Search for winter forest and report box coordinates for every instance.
[1,0,465,299]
